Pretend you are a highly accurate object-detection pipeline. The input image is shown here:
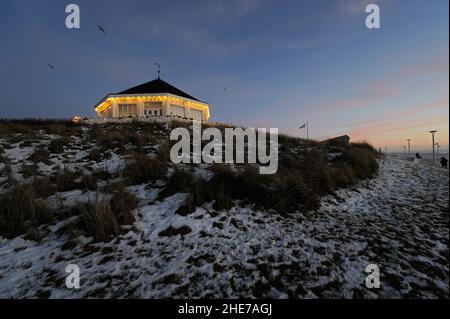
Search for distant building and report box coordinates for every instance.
[94,78,210,121]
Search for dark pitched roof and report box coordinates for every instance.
[117,78,201,101]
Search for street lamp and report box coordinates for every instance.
[436,143,440,156]
[407,139,411,160]
[429,130,437,166]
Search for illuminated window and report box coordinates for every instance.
[191,109,203,121]
[118,104,138,117]
[170,104,185,117]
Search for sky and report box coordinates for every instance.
[0,0,448,152]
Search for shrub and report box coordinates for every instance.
[0,185,52,238]
[88,125,156,154]
[87,147,102,162]
[52,168,82,192]
[29,170,99,199]
[31,176,56,198]
[331,162,356,187]
[80,201,120,242]
[28,145,51,164]
[91,170,113,181]
[81,174,98,191]
[20,163,38,178]
[161,168,212,214]
[88,126,126,152]
[109,185,138,224]
[47,137,70,154]
[158,225,191,237]
[123,146,169,185]
[78,185,138,241]
[334,146,379,179]
[159,168,196,198]
[350,141,380,156]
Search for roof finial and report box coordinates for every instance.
[154,63,161,79]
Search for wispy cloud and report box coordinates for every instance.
[300,54,448,117]
[347,117,449,140]
[337,0,385,16]
[332,96,449,129]
[202,0,263,20]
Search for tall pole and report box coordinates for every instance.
[407,139,411,160]
[429,130,437,166]
[436,143,440,156]
[307,121,309,140]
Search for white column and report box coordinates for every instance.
[138,102,144,117]
[162,100,170,116]
[112,102,118,118]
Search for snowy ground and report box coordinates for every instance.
[0,156,448,298]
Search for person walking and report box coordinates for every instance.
[440,157,448,169]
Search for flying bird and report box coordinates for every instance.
[48,64,55,70]
[97,25,106,35]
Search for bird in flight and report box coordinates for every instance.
[48,64,55,70]
[97,25,106,35]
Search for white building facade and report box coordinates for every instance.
[94,78,210,121]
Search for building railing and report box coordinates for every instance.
[77,115,232,127]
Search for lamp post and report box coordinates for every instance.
[436,143,440,156]
[407,139,411,160]
[429,130,437,166]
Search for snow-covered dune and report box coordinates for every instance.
[0,157,448,298]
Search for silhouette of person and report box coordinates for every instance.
[415,152,422,159]
[440,157,448,169]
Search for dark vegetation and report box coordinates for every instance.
[86,121,170,154]
[0,184,51,238]
[0,119,81,142]
[79,185,138,241]
[122,143,170,184]
[0,119,380,241]
[159,139,379,216]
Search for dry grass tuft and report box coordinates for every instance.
[80,201,120,242]
[123,144,169,185]
[109,184,138,224]
[47,137,70,154]
[78,185,138,241]
[0,185,52,238]
[28,145,51,164]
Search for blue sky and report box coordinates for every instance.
[0,0,448,151]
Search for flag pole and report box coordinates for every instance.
[307,121,309,140]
